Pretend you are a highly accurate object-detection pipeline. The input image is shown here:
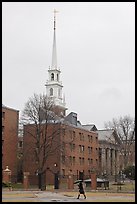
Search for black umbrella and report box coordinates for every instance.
[74,179,83,184]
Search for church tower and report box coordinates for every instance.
[45,10,67,116]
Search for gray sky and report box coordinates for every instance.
[2,2,135,129]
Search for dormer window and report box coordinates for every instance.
[51,73,54,81]
[50,88,53,96]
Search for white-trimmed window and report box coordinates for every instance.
[50,88,53,96]
[51,73,54,81]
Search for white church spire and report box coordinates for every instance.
[45,10,67,116]
[51,9,58,69]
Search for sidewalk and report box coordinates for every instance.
[2,189,135,202]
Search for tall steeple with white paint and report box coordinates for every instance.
[45,9,67,116]
[51,9,57,69]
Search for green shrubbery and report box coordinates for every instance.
[2,182,12,188]
[123,165,135,180]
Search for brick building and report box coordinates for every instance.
[2,104,19,182]
[23,112,99,186]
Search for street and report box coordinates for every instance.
[2,190,135,202]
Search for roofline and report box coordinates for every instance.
[23,121,98,135]
[2,104,19,112]
[97,128,114,131]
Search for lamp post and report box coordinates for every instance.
[117,170,122,192]
[54,163,59,189]
[102,170,107,190]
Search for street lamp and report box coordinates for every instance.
[54,163,59,189]
[103,170,107,190]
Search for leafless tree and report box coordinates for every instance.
[104,115,135,170]
[20,93,63,189]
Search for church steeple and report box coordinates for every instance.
[51,9,58,69]
[45,10,67,116]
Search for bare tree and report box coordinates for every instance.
[104,115,135,170]
[20,93,63,190]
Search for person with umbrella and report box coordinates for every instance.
[77,181,86,199]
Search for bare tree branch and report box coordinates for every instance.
[104,115,135,169]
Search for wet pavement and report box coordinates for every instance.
[2,190,135,202]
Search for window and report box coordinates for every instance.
[96,137,98,142]
[88,135,93,142]
[73,131,75,140]
[88,158,90,165]
[82,157,84,164]
[88,135,90,142]
[57,73,59,81]
[61,155,65,164]
[2,112,5,119]
[70,143,75,151]
[18,141,23,148]
[2,140,4,149]
[72,144,75,150]
[62,169,65,176]
[79,145,81,153]
[50,88,53,96]
[91,136,93,142]
[51,73,54,80]
[96,148,98,154]
[73,157,75,165]
[88,158,93,165]
[69,130,72,140]
[69,130,75,141]
[70,143,72,151]
[79,157,84,165]
[69,156,72,165]
[79,133,84,141]
[88,146,92,154]
[79,157,82,165]
[81,145,84,152]
[79,145,84,153]
[2,126,4,135]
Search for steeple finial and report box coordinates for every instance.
[53,9,58,30]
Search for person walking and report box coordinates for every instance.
[77,181,86,199]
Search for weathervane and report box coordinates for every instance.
[53,9,59,30]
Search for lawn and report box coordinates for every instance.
[3,180,135,193]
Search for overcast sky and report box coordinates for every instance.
[2,2,135,129]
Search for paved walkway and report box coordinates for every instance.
[2,190,135,202]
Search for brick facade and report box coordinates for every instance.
[2,105,19,182]
[23,122,99,186]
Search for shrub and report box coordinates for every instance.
[2,182,12,188]
[123,166,135,180]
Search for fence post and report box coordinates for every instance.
[23,172,30,190]
[68,171,74,189]
[91,171,97,190]
[3,166,12,190]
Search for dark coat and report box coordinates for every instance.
[78,182,85,194]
